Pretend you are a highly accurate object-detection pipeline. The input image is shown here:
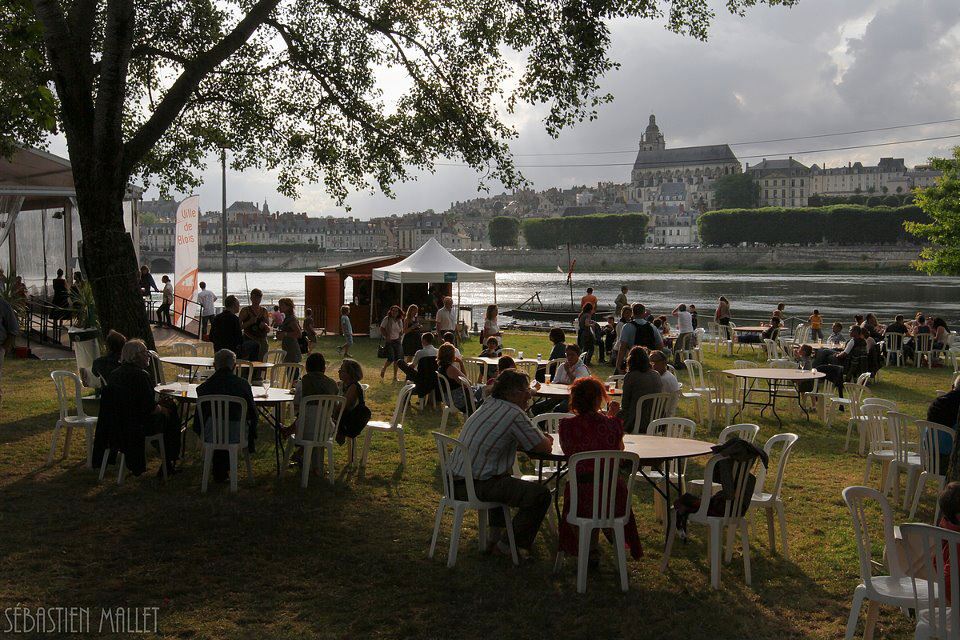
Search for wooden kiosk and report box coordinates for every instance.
[304,255,403,335]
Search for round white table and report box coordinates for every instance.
[531,382,622,398]
[160,356,274,381]
[723,367,826,426]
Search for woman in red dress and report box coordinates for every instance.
[558,376,643,564]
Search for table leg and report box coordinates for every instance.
[663,458,673,550]
[732,381,747,422]
[770,382,783,427]
[274,404,282,478]
[796,383,812,422]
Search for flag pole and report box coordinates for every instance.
[567,242,574,311]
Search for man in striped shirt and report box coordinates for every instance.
[450,370,553,557]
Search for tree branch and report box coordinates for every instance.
[121,0,281,176]
[130,44,191,66]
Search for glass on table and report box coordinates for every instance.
[261,379,271,397]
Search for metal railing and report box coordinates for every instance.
[142,291,202,338]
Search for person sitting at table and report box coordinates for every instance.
[862,313,883,342]
[558,376,643,567]
[926,379,960,473]
[96,339,181,477]
[396,332,439,400]
[335,358,369,445]
[449,369,553,560]
[478,355,516,404]
[532,344,590,415]
[194,349,257,483]
[540,327,568,382]
[827,322,845,346]
[281,352,341,467]
[91,329,126,383]
[617,346,662,434]
[437,343,469,412]
[933,317,951,351]
[479,336,501,359]
[763,317,782,342]
[442,331,464,362]
[649,350,680,395]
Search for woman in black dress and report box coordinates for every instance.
[401,304,423,361]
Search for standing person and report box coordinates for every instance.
[671,303,694,368]
[156,275,173,327]
[139,265,159,297]
[612,305,633,374]
[239,288,270,362]
[808,309,824,342]
[435,296,457,342]
[448,370,553,560]
[481,304,502,347]
[299,308,318,354]
[401,304,423,361]
[689,304,698,330]
[0,295,20,406]
[577,303,597,366]
[276,297,302,363]
[51,268,70,327]
[210,295,243,355]
[614,286,629,315]
[601,316,617,363]
[338,305,354,357]
[581,287,598,311]
[715,295,731,326]
[196,281,218,339]
[379,305,403,380]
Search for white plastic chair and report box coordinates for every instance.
[763,339,780,362]
[429,432,519,567]
[688,424,759,495]
[270,362,303,389]
[264,349,287,365]
[554,451,640,593]
[115,433,168,485]
[915,333,935,368]
[48,371,98,468]
[148,350,166,384]
[661,452,758,589]
[284,394,344,487]
[883,411,923,508]
[644,417,696,521]
[167,341,197,357]
[683,359,714,424]
[692,327,706,362]
[500,347,517,357]
[605,374,626,389]
[900,522,959,640]
[362,384,413,468]
[862,405,896,493]
[197,394,253,493]
[750,433,799,559]
[829,381,871,453]
[437,373,471,431]
[908,420,953,523]
[461,357,484,384]
[630,392,675,435]
[234,360,256,384]
[715,323,734,356]
[514,360,538,380]
[884,333,905,367]
[195,341,214,357]
[708,371,738,428]
[842,486,925,639]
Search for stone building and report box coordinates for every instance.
[746,157,811,207]
[809,157,938,197]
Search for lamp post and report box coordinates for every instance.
[221,147,228,301]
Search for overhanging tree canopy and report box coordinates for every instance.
[0,0,794,343]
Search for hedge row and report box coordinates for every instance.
[522,213,648,249]
[697,205,928,246]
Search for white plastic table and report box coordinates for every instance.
[724,367,825,426]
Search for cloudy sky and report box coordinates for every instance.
[134,0,960,217]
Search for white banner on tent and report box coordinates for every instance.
[173,195,199,328]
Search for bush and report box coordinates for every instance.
[697,205,929,246]
[522,213,648,249]
[488,216,520,247]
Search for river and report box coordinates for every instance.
[181,270,960,324]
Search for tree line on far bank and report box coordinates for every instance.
[489,213,649,248]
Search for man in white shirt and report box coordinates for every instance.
[650,350,681,394]
[533,344,589,415]
[196,281,218,338]
[435,296,457,341]
[671,303,695,368]
[411,332,439,368]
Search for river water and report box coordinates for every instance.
[184,270,960,324]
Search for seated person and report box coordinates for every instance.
[449,370,553,559]
[558,377,642,566]
[827,322,845,345]
[928,380,960,472]
[396,332,440,398]
[195,349,257,483]
[283,352,340,439]
[885,314,909,337]
[649,349,681,394]
[97,339,180,476]
[335,358,368,445]
[437,343,469,412]
[617,346,662,434]
[739,317,781,344]
[540,327,567,382]
[91,329,126,383]
[442,331,463,361]
[532,344,590,415]
[479,336,501,358]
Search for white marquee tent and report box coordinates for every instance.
[370,237,496,331]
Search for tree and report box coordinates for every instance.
[0,0,794,344]
[487,216,519,248]
[906,147,960,275]
[712,173,760,209]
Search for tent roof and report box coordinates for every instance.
[371,238,495,283]
[0,147,75,209]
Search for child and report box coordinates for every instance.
[808,309,823,342]
[478,336,500,358]
[337,305,353,356]
[689,304,699,330]
[827,322,844,345]
[271,305,285,328]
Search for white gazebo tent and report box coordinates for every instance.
[370,237,496,333]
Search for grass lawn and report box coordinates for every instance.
[1,331,956,638]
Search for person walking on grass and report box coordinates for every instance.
[338,305,353,358]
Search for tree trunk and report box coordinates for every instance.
[72,167,155,350]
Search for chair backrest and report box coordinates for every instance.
[719,323,734,341]
[916,420,954,477]
[633,392,675,434]
[763,339,779,361]
[734,360,754,369]
[709,370,735,403]
[684,359,707,390]
[718,423,760,444]
[861,397,897,411]
[886,412,919,465]
[197,394,249,446]
[884,332,904,352]
[433,432,479,503]
[546,358,565,378]
[270,362,303,389]
[859,404,891,453]
[646,416,696,439]
[435,372,463,416]
[794,324,808,345]
[296,394,344,443]
[234,360,255,383]
[514,360,538,380]
[461,358,483,384]
[754,432,799,501]
[915,332,933,353]
[148,350,166,384]
[843,486,903,590]
[389,384,416,428]
[567,451,640,527]
[694,327,706,342]
[901,522,960,638]
[500,347,516,357]
[855,372,872,387]
[534,412,573,435]
[168,341,198,357]
[457,376,477,415]
[695,453,758,522]
[264,349,286,365]
[195,341,214,357]
[844,383,871,418]
[51,370,86,420]
[767,358,795,369]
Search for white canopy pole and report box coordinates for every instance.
[493,279,497,305]
[400,281,404,313]
[369,277,375,336]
